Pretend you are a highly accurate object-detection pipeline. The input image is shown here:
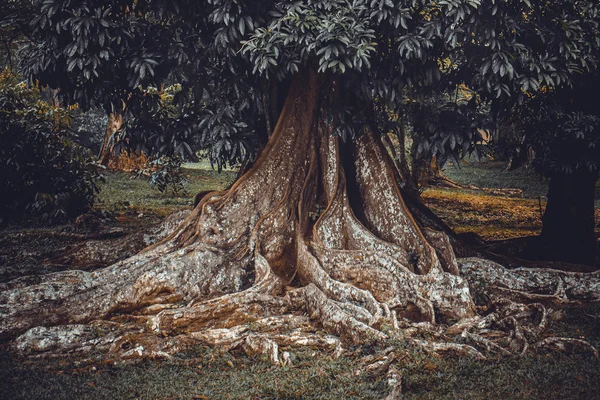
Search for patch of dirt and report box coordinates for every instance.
[0,210,162,283]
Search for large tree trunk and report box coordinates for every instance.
[2,69,600,371]
[538,170,598,266]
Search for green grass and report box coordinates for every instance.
[3,162,600,399]
[443,160,548,198]
[2,317,599,400]
[403,353,600,400]
[96,165,236,216]
[0,348,387,400]
[1,305,598,400]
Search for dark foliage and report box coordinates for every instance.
[17,0,600,173]
[0,70,100,224]
[512,75,600,179]
[148,156,188,196]
[0,0,33,71]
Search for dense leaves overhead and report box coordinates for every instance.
[18,0,600,167]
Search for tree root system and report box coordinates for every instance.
[1,71,599,399]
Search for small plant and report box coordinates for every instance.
[149,156,188,196]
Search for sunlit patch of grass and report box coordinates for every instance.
[422,187,547,240]
[423,159,554,240]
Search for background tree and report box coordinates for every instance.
[2,0,600,376]
[506,73,600,265]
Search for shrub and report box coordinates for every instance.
[0,70,100,224]
[148,156,188,196]
[72,108,108,156]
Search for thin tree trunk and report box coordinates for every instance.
[98,112,123,166]
[395,124,413,185]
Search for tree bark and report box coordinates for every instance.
[98,112,123,166]
[2,69,599,367]
[98,112,147,170]
[538,170,598,266]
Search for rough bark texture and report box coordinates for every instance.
[98,112,123,166]
[1,70,599,387]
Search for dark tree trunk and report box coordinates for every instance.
[506,144,534,171]
[539,170,598,266]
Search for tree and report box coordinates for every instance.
[2,0,600,374]
[506,73,600,265]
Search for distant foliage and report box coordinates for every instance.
[405,87,493,168]
[493,74,600,178]
[148,156,188,197]
[72,107,108,156]
[0,70,100,224]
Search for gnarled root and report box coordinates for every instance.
[2,69,599,377]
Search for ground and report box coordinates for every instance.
[430,160,600,241]
[1,160,599,399]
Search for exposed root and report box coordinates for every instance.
[47,210,192,269]
[2,68,600,379]
[289,283,387,345]
[411,339,486,359]
[460,257,600,305]
[384,366,404,400]
[427,174,524,198]
[535,337,599,358]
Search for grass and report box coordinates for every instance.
[423,159,600,240]
[2,305,599,400]
[422,187,546,240]
[96,165,236,217]
[2,161,600,399]
[0,348,387,400]
[443,159,548,199]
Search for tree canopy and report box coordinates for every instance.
[20,0,599,167]
[3,0,600,380]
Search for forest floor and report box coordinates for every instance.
[1,160,600,399]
